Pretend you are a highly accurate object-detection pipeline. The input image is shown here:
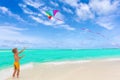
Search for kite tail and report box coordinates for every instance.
[80,27,120,48]
[112,43,120,48]
[55,18,63,21]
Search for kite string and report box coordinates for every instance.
[80,27,120,48]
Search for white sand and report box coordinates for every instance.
[3,59,120,80]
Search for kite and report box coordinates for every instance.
[45,10,62,21]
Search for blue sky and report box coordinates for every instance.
[0,0,120,49]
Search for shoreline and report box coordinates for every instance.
[1,57,120,70]
[1,56,120,70]
[1,57,120,80]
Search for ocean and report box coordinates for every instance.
[0,49,120,70]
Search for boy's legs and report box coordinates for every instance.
[17,69,20,78]
[13,66,17,77]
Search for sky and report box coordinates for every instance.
[0,0,120,49]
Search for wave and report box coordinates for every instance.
[41,60,92,65]
[101,58,120,61]
[40,57,120,65]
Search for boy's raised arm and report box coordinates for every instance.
[19,55,25,59]
[19,47,26,54]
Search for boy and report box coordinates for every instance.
[12,48,26,78]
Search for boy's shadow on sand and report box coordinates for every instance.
[6,77,23,80]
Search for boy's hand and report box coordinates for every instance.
[19,47,26,54]
[22,54,25,57]
[23,47,26,49]
[19,55,25,59]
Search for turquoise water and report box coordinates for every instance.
[0,49,120,69]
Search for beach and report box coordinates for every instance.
[0,49,120,80]
[2,59,120,80]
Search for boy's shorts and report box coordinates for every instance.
[14,62,20,70]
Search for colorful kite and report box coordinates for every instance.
[45,10,62,21]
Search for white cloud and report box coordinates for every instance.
[71,0,120,30]
[20,1,75,31]
[93,0,120,30]
[76,3,94,20]
[61,0,120,30]
[63,7,73,14]
[56,24,75,31]
[19,0,75,31]
[0,25,26,39]
[23,0,43,8]
[75,0,119,20]
[0,7,8,13]
[50,1,59,7]
[19,3,43,18]
[96,16,115,30]
[76,0,120,17]
[19,4,34,15]
[0,6,24,21]
[0,25,45,48]
[60,0,79,7]
[0,26,26,31]
[30,15,75,31]
[30,15,55,26]
[0,25,74,48]
[89,0,120,15]
[19,0,76,31]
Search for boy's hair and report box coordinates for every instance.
[12,48,17,53]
